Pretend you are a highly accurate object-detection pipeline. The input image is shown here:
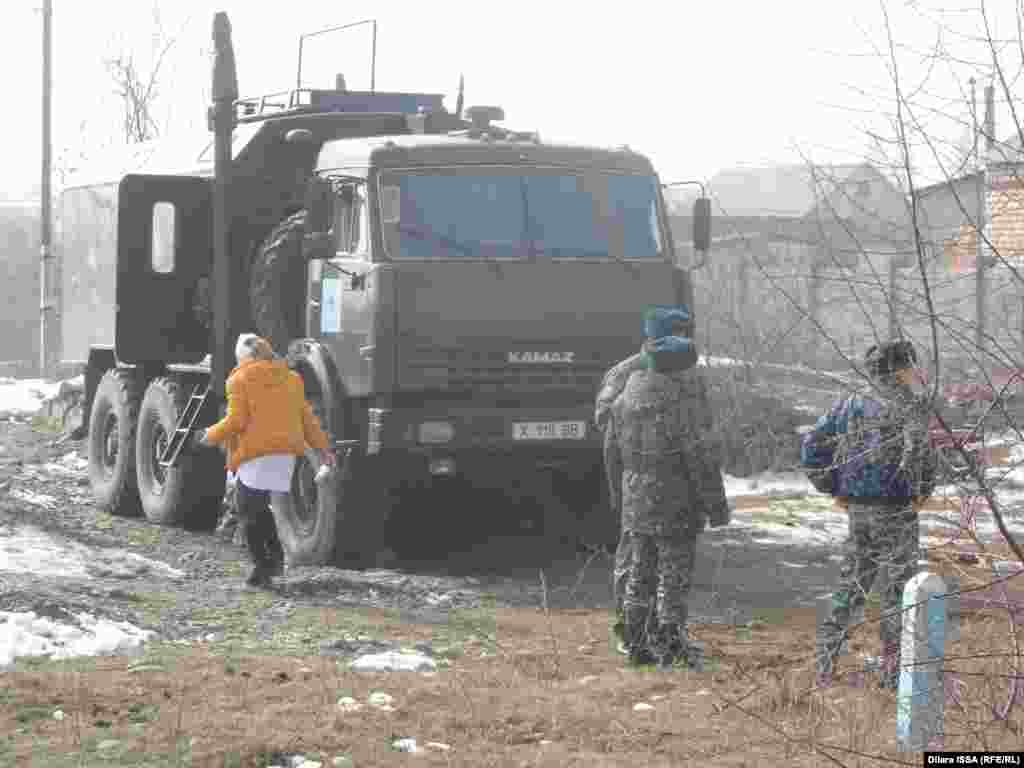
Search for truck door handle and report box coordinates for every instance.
[359,345,375,359]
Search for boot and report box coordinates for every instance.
[652,623,686,670]
[879,643,900,690]
[245,561,274,589]
[612,613,628,656]
[623,606,655,666]
[815,630,838,688]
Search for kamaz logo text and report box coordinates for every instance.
[508,352,575,364]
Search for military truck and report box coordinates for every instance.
[61,12,711,567]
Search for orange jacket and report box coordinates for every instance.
[204,358,330,472]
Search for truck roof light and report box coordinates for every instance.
[465,105,505,130]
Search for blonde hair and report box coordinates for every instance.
[235,333,275,362]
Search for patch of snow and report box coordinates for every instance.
[40,453,88,478]
[0,378,62,418]
[336,697,362,713]
[350,650,436,672]
[724,471,818,499]
[0,610,154,668]
[8,488,60,509]
[367,691,395,707]
[0,524,185,580]
[392,738,419,753]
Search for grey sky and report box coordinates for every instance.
[2,0,1021,201]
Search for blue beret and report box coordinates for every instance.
[643,305,690,339]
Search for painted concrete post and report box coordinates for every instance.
[896,572,948,751]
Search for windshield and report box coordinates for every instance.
[377,167,665,260]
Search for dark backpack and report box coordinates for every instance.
[800,424,839,495]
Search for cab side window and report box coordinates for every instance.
[333,182,368,259]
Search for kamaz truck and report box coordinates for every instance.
[60,12,711,567]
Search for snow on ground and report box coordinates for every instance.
[0,610,153,669]
[0,377,61,418]
[0,523,186,581]
[724,469,1024,549]
[0,522,179,668]
[724,471,823,499]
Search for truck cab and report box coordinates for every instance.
[289,128,699,560]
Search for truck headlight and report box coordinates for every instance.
[417,421,454,444]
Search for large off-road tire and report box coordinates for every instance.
[87,369,143,517]
[271,392,387,568]
[251,210,308,356]
[272,447,341,566]
[136,376,225,528]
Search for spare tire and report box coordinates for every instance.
[87,369,143,517]
[250,210,308,356]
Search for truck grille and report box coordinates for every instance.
[406,347,610,392]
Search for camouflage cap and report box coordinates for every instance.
[864,340,917,378]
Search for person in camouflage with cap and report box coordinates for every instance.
[801,340,935,688]
[603,305,731,668]
[595,339,648,652]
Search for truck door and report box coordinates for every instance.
[325,180,374,396]
[115,174,212,364]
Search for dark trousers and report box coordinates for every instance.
[236,480,284,568]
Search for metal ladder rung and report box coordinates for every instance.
[159,384,212,469]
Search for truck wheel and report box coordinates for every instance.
[87,369,143,517]
[272,447,340,566]
[136,377,224,528]
[251,210,307,356]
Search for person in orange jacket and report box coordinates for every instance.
[197,333,335,588]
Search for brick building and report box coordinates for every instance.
[914,139,1024,376]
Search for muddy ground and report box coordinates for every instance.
[0,416,850,657]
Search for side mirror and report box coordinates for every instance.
[692,197,711,253]
[304,177,334,260]
[305,176,334,236]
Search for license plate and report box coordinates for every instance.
[512,421,587,440]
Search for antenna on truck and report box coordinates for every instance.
[296,19,378,91]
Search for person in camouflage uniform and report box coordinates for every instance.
[603,306,731,668]
[596,339,651,651]
[801,340,935,688]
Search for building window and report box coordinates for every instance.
[151,201,176,274]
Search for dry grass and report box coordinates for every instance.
[5,591,1024,768]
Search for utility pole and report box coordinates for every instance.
[39,0,53,378]
[888,250,898,341]
[972,79,986,365]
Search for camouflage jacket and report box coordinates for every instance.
[603,365,729,535]
[594,352,645,431]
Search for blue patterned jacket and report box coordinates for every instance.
[801,384,933,503]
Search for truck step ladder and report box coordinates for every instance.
[159,384,211,469]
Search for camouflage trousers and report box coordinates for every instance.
[818,501,919,685]
[612,530,632,618]
[622,531,698,629]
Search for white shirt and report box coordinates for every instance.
[234,453,296,493]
